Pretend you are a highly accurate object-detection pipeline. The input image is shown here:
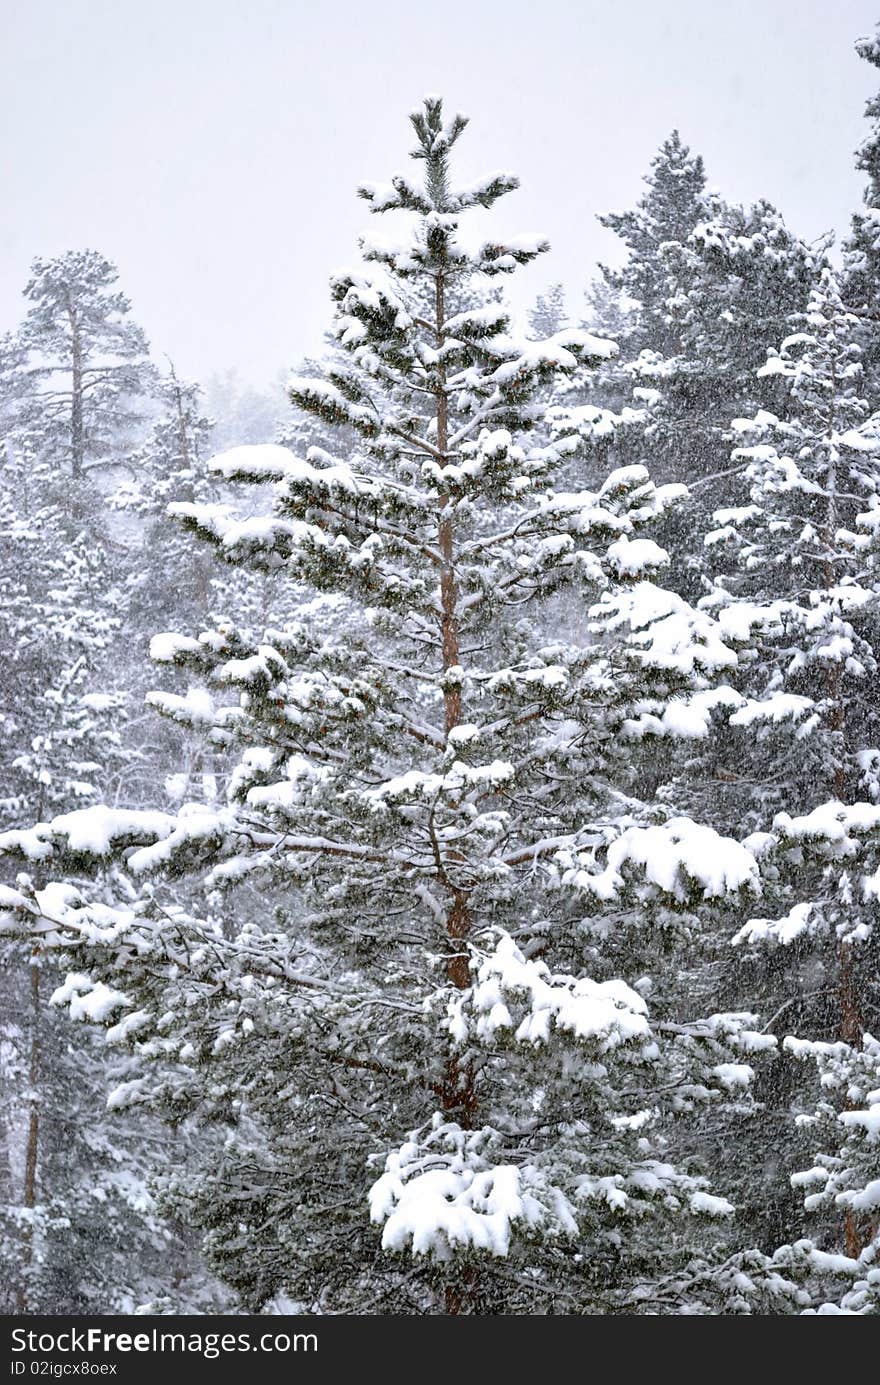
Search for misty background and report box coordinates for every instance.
[4,1,880,1318]
[3,0,879,387]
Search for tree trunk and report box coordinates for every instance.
[823,373,865,1258]
[66,295,84,478]
[434,268,476,1315]
[435,266,472,1018]
[17,955,41,1312]
[171,367,193,474]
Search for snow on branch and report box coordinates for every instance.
[369,1119,571,1260]
[443,930,652,1049]
[558,818,761,904]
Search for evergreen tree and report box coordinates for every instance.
[782,1031,880,1312]
[651,267,880,1259]
[15,250,153,480]
[0,98,799,1315]
[843,23,880,399]
[528,283,568,339]
[599,130,707,357]
[0,299,223,1315]
[0,454,162,1312]
[670,267,878,827]
[589,136,822,507]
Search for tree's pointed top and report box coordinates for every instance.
[407,96,470,210]
[807,262,848,317]
[409,96,469,161]
[652,129,704,177]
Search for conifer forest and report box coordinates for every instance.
[4,6,880,1318]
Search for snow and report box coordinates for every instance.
[374,1157,529,1258]
[461,932,652,1050]
[712,504,762,526]
[147,687,215,729]
[208,443,365,503]
[605,536,670,576]
[773,800,880,848]
[442,305,510,338]
[0,825,53,860]
[711,1063,755,1090]
[50,973,131,1023]
[364,760,514,807]
[0,809,177,862]
[369,1120,555,1259]
[45,806,175,857]
[0,883,30,916]
[593,582,738,676]
[79,693,116,711]
[841,1106,880,1140]
[550,326,617,360]
[446,723,481,746]
[208,443,303,481]
[217,649,284,687]
[623,686,743,740]
[844,1178,880,1209]
[839,427,880,452]
[713,598,798,644]
[734,902,818,948]
[125,805,233,875]
[451,171,520,209]
[567,817,760,903]
[106,1010,152,1045]
[149,632,202,663]
[729,693,815,727]
[689,1191,735,1216]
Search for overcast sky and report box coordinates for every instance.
[2,0,879,387]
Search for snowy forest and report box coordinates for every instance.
[3,21,880,1319]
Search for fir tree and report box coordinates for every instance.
[843,23,880,399]
[0,98,806,1316]
[661,268,880,1260]
[528,283,568,339]
[599,130,706,358]
[15,250,153,480]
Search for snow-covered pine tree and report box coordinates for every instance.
[15,250,153,481]
[780,1031,880,1312]
[527,283,568,340]
[599,130,707,359]
[0,98,805,1315]
[651,206,819,497]
[0,323,227,1313]
[531,134,704,494]
[843,22,880,402]
[669,267,878,827]
[588,130,821,505]
[662,266,880,1263]
[116,365,218,631]
[0,454,168,1312]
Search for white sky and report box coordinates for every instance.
[2,0,879,386]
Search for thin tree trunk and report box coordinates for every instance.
[0,967,16,1221]
[434,266,476,1316]
[170,366,193,474]
[435,265,472,1026]
[16,955,41,1312]
[823,366,865,1258]
[67,298,84,479]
